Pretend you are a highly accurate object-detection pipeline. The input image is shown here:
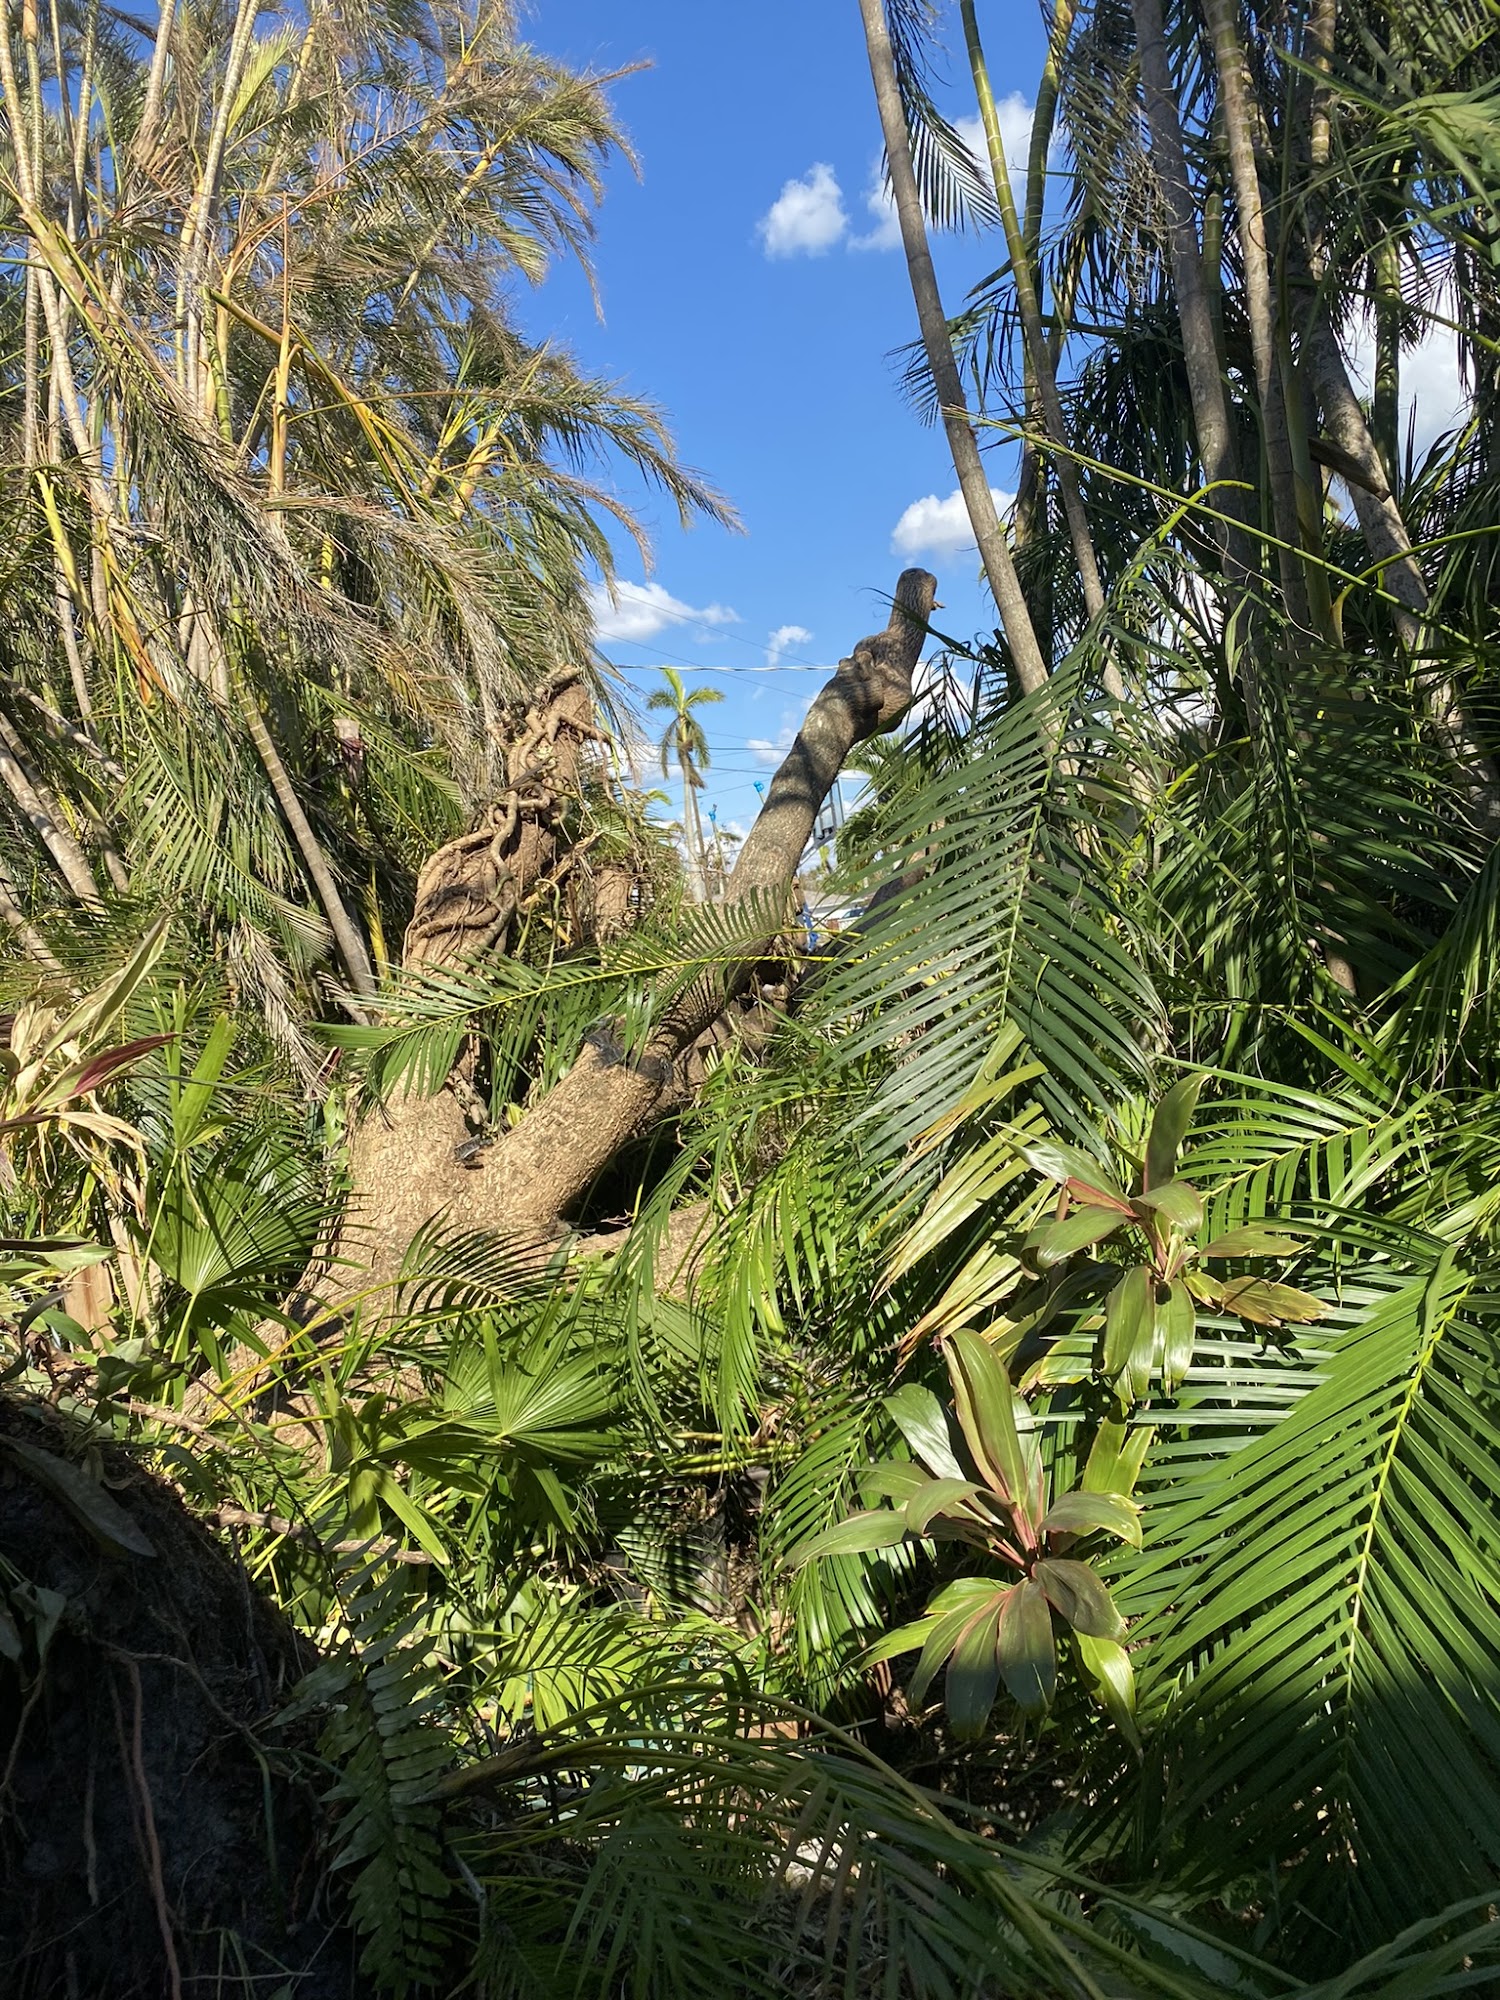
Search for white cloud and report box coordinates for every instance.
[766,622,812,668]
[757,163,848,258]
[747,726,796,767]
[588,579,738,645]
[985,97,1042,212]
[1344,313,1469,458]
[747,703,811,767]
[891,486,1015,559]
[850,156,901,253]
[1401,326,1468,449]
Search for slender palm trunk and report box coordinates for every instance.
[239,688,376,1009]
[1306,318,1500,825]
[681,750,708,901]
[0,851,63,968]
[961,0,1126,702]
[1131,0,1239,498]
[1130,0,1265,725]
[1371,230,1402,488]
[1201,0,1324,639]
[0,706,101,903]
[856,0,1050,697]
[175,0,260,404]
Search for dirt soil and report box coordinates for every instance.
[0,1397,354,1999]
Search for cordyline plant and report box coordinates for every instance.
[1016,1077,1327,1406]
[792,1327,1142,1742]
[0,922,172,1202]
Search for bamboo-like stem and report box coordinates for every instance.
[1372,230,1402,487]
[7,198,108,480]
[0,850,63,969]
[67,0,99,232]
[46,0,74,212]
[0,705,102,903]
[54,562,95,722]
[961,0,1126,701]
[5,679,124,784]
[131,0,178,183]
[1022,0,1071,275]
[21,271,41,465]
[856,0,1050,697]
[269,203,294,495]
[1130,0,1260,717]
[1307,0,1337,169]
[238,683,377,1006]
[1201,0,1324,639]
[4,0,41,464]
[175,0,260,403]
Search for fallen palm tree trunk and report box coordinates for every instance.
[343,569,939,1271]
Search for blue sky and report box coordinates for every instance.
[523,0,1054,838]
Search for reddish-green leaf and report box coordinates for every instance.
[1158,1279,1196,1393]
[1145,1074,1203,1190]
[1103,1267,1154,1381]
[924,1577,1002,1618]
[1132,1179,1204,1233]
[1126,1318,1156,1404]
[63,1032,175,1100]
[885,1384,964,1481]
[860,1461,927,1508]
[996,1578,1056,1712]
[865,1616,937,1666]
[1016,1137,1130,1209]
[945,1329,1037,1505]
[1034,1557,1125,1639]
[789,1509,906,1567]
[1218,1277,1328,1326]
[904,1477,984,1535]
[909,1583,1000,1705]
[1199,1227,1308,1260]
[1042,1488,1142,1549]
[1024,1205,1126,1270]
[945,1596,1006,1738]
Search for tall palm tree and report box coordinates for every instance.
[646,667,723,898]
[0,0,729,1021]
[854,0,1050,698]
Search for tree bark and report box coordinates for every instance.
[856,0,1050,698]
[1130,0,1262,690]
[0,703,101,904]
[342,572,939,1274]
[0,849,63,968]
[961,0,1118,683]
[238,687,376,1009]
[1200,0,1323,640]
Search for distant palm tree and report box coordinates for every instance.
[646,668,723,897]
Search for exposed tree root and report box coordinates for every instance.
[0,1398,354,1999]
